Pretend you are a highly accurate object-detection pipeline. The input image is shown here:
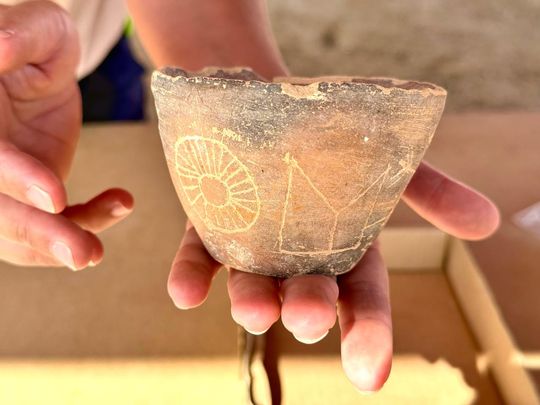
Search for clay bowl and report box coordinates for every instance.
[151,67,446,277]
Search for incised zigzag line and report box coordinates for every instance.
[277,153,393,256]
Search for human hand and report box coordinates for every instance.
[0,1,133,270]
[166,161,499,392]
[126,0,499,392]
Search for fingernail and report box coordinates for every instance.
[245,326,270,336]
[51,241,77,271]
[27,185,56,213]
[0,29,14,39]
[110,202,132,218]
[294,330,329,344]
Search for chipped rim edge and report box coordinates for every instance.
[152,66,447,97]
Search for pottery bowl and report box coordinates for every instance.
[152,67,446,277]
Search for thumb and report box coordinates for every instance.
[0,1,79,96]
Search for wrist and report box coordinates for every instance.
[128,0,289,80]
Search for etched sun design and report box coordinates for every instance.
[175,136,261,233]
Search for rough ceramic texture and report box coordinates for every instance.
[152,67,446,277]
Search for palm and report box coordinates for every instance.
[0,1,80,180]
[0,78,81,180]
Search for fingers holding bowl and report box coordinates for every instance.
[337,242,393,393]
[227,269,281,335]
[280,274,338,344]
[403,162,500,240]
[171,225,391,394]
[168,221,222,309]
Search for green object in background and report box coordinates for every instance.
[124,18,134,37]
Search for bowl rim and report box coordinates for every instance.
[152,66,447,97]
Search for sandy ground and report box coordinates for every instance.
[268,0,540,111]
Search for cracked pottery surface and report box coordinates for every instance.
[151,67,446,277]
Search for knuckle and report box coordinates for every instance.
[13,215,31,245]
[228,270,252,291]
[24,249,44,265]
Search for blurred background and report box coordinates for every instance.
[268,0,540,111]
[125,0,540,118]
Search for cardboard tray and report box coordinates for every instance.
[0,123,536,404]
[255,228,537,405]
[0,227,527,404]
